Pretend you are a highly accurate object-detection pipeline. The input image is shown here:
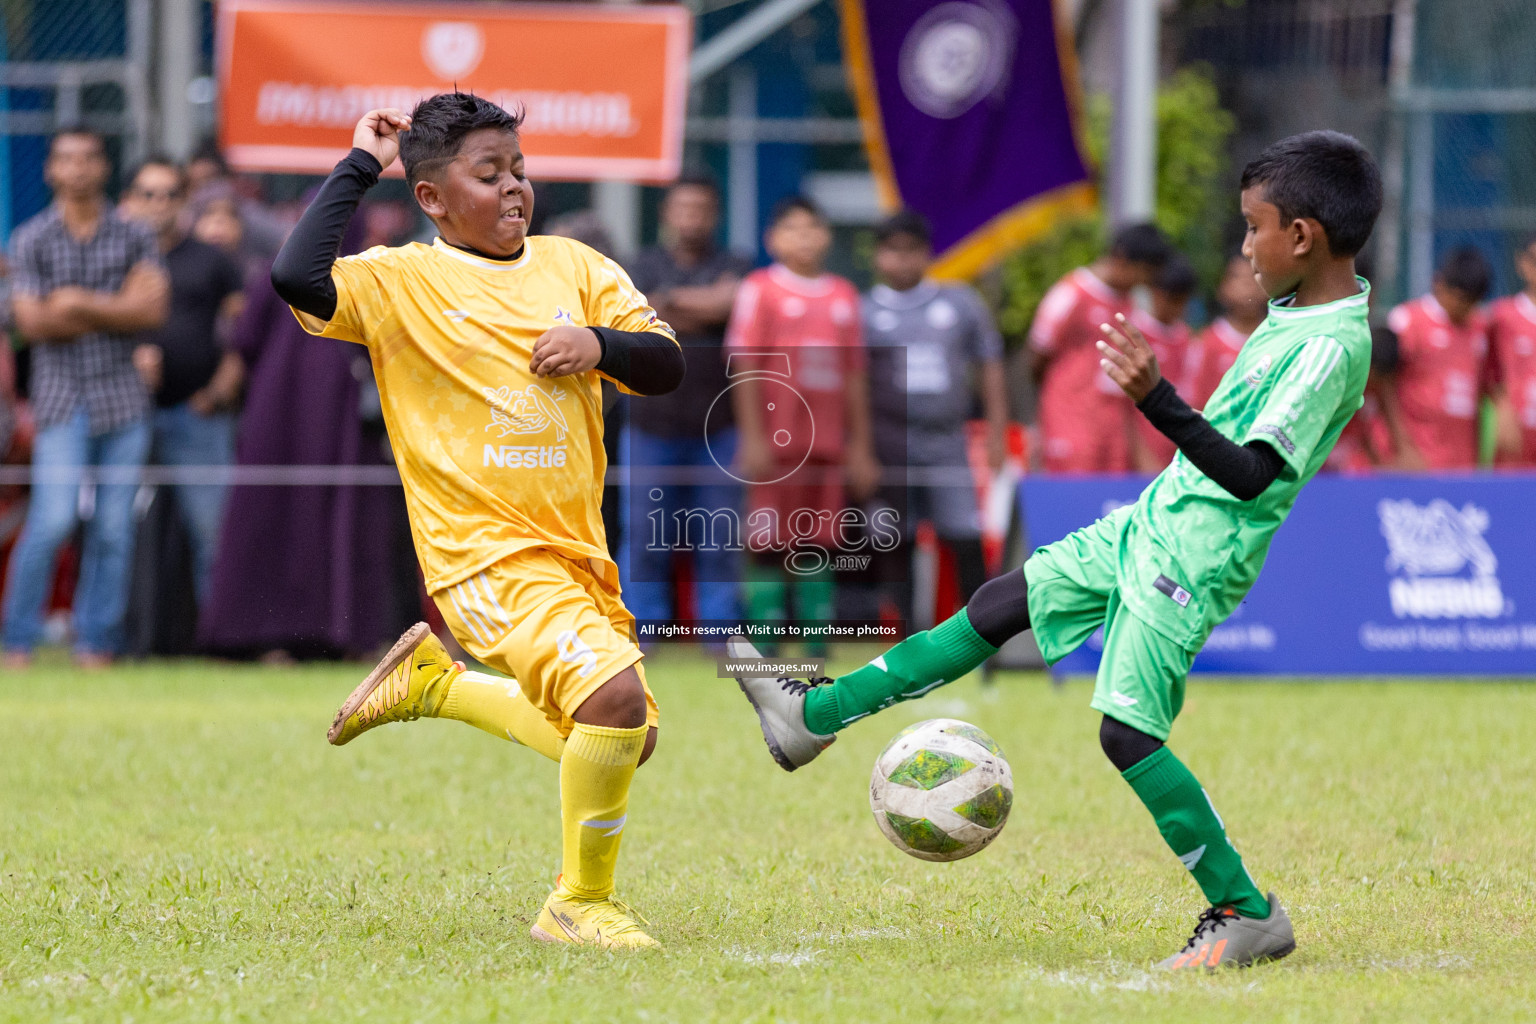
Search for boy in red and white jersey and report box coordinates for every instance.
[726,196,877,643]
[1378,246,1491,470]
[1486,235,1536,466]
[1028,223,1170,473]
[1188,254,1268,409]
[1131,253,1198,468]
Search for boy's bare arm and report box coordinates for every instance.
[844,370,880,499]
[732,374,773,481]
[979,359,1009,472]
[1374,376,1424,470]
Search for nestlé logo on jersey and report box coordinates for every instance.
[1378,498,1509,619]
[483,383,570,469]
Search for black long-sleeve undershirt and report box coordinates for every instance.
[1135,378,1285,501]
[271,148,382,321]
[269,148,683,395]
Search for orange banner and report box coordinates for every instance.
[217,0,691,181]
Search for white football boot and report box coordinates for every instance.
[727,635,835,772]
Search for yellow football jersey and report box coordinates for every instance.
[291,235,675,593]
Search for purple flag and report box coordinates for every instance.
[841,0,1094,278]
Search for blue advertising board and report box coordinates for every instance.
[1020,474,1536,676]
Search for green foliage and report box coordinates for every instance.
[998,66,1237,342]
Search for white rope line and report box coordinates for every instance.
[0,464,992,487]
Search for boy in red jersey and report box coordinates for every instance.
[726,196,878,644]
[1189,253,1269,408]
[1131,253,1198,468]
[1487,235,1536,466]
[1028,224,1170,472]
[1378,246,1491,470]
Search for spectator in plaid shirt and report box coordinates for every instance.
[1,127,168,669]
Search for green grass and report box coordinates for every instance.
[2,648,1534,1023]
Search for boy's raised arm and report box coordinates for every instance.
[1099,314,1285,501]
[271,108,410,321]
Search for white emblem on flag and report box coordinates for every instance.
[422,22,485,81]
[898,2,1017,120]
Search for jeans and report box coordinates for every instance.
[151,403,235,602]
[619,426,742,625]
[2,407,151,655]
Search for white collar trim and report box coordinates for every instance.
[1421,292,1450,324]
[1212,317,1249,347]
[1268,279,1370,320]
[870,281,940,309]
[769,263,834,295]
[1073,267,1120,303]
[431,235,532,271]
[1516,292,1536,324]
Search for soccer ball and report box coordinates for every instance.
[869,718,1013,862]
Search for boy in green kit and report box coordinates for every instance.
[732,131,1383,970]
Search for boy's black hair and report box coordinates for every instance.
[875,208,932,247]
[669,171,721,200]
[1107,222,1172,267]
[1436,245,1492,301]
[190,135,230,174]
[768,195,826,229]
[1154,252,1198,297]
[1239,130,1383,258]
[50,124,106,156]
[400,92,524,188]
[125,153,186,193]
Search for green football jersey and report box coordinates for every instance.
[1115,281,1373,649]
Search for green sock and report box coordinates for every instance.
[1122,746,1270,918]
[743,560,787,655]
[802,610,998,735]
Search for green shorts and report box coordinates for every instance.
[1024,512,1195,741]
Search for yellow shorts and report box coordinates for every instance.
[433,548,657,738]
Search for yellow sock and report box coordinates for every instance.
[559,722,647,901]
[437,670,566,762]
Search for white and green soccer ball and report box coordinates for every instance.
[869,718,1013,862]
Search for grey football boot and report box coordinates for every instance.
[727,635,836,772]
[1156,893,1296,970]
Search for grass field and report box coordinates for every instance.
[1,647,1534,1023]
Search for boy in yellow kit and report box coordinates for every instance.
[270,94,684,949]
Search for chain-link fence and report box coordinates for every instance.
[1388,0,1536,300]
[0,0,153,238]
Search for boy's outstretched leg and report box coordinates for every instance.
[731,569,1029,770]
[533,666,658,950]
[1100,716,1295,969]
[327,622,566,760]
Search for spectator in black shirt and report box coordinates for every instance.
[121,157,245,602]
[620,175,752,629]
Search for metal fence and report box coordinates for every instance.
[1389,0,1536,300]
[0,0,153,238]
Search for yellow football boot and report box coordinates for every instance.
[327,622,463,745]
[531,883,659,950]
